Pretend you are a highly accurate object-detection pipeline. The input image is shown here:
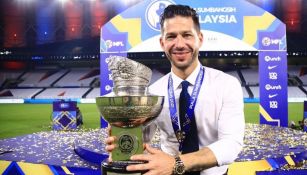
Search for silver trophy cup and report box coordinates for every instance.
[96,56,164,174]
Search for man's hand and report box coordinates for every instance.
[105,136,117,152]
[127,144,175,175]
[104,125,116,162]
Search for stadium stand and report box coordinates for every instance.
[225,70,242,84]
[288,65,301,77]
[242,87,250,98]
[1,65,307,100]
[35,88,90,99]
[0,88,43,99]
[249,86,260,98]
[241,67,259,85]
[288,86,307,98]
[288,65,307,86]
[85,87,100,98]
[0,71,24,87]
[18,69,68,87]
[53,68,99,87]
[298,75,307,85]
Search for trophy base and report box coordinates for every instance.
[101,160,147,175]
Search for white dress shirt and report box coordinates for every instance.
[147,62,245,175]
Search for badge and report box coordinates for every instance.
[176,131,186,142]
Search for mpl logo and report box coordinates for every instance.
[262,37,282,47]
[105,40,124,49]
[145,0,175,31]
[100,39,125,52]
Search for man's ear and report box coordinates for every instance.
[198,32,204,46]
[159,37,164,50]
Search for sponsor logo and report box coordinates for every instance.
[262,37,282,47]
[100,39,125,52]
[268,65,277,70]
[262,37,271,46]
[269,72,278,80]
[264,56,281,62]
[105,40,124,49]
[145,0,175,31]
[265,84,282,90]
[269,101,278,108]
[268,94,278,98]
[60,103,70,109]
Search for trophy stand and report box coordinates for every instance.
[95,56,164,175]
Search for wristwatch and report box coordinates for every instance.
[173,156,185,175]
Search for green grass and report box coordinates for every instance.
[0,103,304,139]
[0,104,100,139]
[244,102,304,124]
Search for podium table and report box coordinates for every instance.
[52,101,82,130]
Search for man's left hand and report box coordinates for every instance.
[127,144,175,175]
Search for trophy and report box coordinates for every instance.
[96,56,164,174]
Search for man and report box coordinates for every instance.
[106,4,245,175]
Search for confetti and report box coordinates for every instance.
[0,124,305,170]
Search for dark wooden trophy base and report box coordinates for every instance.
[101,160,147,175]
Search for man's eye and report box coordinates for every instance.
[183,34,193,38]
[166,36,175,40]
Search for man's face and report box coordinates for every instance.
[160,16,203,70]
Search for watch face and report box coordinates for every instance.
[175,164,185,174]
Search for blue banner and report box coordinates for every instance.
[304,101,307,132]
[100,0,287,128]
[259,51,288,127]
[100,0,286,52]
[99,28,128,128]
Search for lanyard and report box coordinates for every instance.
[167,66,205,151]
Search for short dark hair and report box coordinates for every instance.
[159,4,200,33]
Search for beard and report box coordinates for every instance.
[166,47,198,70]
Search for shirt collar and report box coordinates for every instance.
[170,62,201,90]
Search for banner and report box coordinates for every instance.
[259,51,287,127]
[99,0,287,127]
[99,28,128,127]
[258,22,287,127]
[304,101,307,132]
[52,101,79,130]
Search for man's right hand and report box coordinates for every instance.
[105,136,117,153]
[104,125,116,162]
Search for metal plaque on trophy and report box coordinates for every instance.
[95,56,164,174]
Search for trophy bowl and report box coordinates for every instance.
[96,96,164,128]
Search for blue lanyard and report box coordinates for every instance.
[167,66,205,151]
